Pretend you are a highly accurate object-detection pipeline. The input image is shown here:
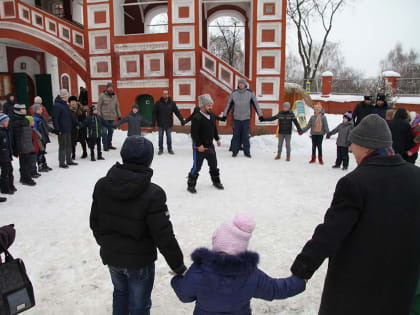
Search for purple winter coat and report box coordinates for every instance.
[171,248,306,315]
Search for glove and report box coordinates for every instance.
[118,117,121,121]
[219,116,227,122]
[259,116,265,122]
[326,135,330,139]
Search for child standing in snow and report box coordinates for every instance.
[116,104,153,136]
[300,103,329,164]
[263,102,302,161]
[0,114,16,195]
[26,116,44,179]
[171,214,306,314]
[81,105,112,161]
[33,104,52,172]
[326,111,354,170]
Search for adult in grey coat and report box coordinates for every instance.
[116,104,153,136]
[97,83,121,151]
[222,79,264,158]
[301,104,330,164]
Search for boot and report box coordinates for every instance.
[309,155,316,163]
[158,149,163,155]
[211,176,224,190]
[11,186,17,193]
[187,173,198,194]
[168,149,175,155]
[0,197,6,202]
[45,164,52,171]
[318,156,324,165]
[81,151,88,159]
[286,155,291,161]
[38,165,48,173]
[332,165,340,169]
[71,153,76,160]
[97,152,105,160]
[20,179,36,186]
[274,154,281,160]
[32,172,41,178]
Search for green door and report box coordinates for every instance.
[14,73,29,108]
[137,94,154,122]
[35,74,53,115]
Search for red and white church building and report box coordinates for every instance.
[0,0,286,133]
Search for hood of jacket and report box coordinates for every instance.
[54,95,67,106]
[5,93,14,104]
[393,108,408,120]
[101,162,153,200]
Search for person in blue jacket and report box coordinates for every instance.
[171,214,306,315]
[373,92,391,119]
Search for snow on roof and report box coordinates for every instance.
[393,96,420,105]
[311,94,364,103]
[382,71,401,77]
[321,71,334,77]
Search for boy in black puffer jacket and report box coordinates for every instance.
[0,114,15,195]
[263,102,302,161]
[81,105,113,161]
[90,136,186,315]
[11,104,36,186]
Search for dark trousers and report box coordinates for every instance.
[29,153,38,176]
[158,127,172,151]
[102,120,115,149]
[335,146,349,168]
[311,135,324,156]
[72,141,87,157]
[88,137,102,156]
[37,151,46,166]
[58,132,72,165]
[19,153,32,182]
[0,162,14,193]
[108,263,155,315]
[190,144,220,177]
[232,119,250,155]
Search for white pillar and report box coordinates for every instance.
[45,53,60,98]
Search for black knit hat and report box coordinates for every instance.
[132,104,139,110]
[364,95,372,101]
[68,96,78,103]
[120,136,154,166]
[377,93,386,102]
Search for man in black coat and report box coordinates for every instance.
[152,90,185,155]
[90,135,186,314]
[353,95,373,126]
[187,94,224,194]
[52,89,78,168]
[389,108,413,161]
[0,114,15,195]
[2,93,15,119]
[291,114,420,315]
[78,87,88,106]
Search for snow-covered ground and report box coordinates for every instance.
[2,113,399,314]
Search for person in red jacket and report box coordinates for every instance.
[407,112,420,164]
[29,96,51,121]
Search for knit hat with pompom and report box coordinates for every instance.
[212,214,256,255]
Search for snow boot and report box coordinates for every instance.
[97,153,105,160]
[318,156,324,165]
[81,151,88,159]
[158,149,163,155]
[109,146,117,150]
[38,165,48,173]
[32,172,41,178]
[187,173,198,194]
[309,155,316,163]
[168,149,175,155]
[343,166,348,171]
[245,153,252,158]
[275,154,281,160]
[11,186,17,193]
[0,197,6,202]
[232,153,238,157]
[20,179,36,186]
[286,155,291,161]
[211,176,224,190]
[332,165,340,169]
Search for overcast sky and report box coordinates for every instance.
[286,0,420,77]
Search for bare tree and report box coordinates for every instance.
[380,43,420,78]
[287,0,346,85]
[208,17,245,73]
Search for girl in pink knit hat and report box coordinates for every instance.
[171,214,306,315]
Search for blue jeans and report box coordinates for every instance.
[108,263,155,315]
[158,127,172,151]
[232,119,250,155]
[102,120,115,149]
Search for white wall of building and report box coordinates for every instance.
[45,52,60,98]
[113,0,124,35]
[72,0,84,25]
[0,43,8,73]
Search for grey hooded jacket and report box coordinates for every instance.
[116,111,153,136]
[223,80,263,121]
[327,121,354,147]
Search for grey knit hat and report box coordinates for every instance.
[32,103,42,113]
[14,104,26,115]
[198,94,213,107]
[282,102,291,110]
[349,114,392,149]
[60,89,69,98]
[238,78,247,88]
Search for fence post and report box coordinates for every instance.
[382,71,401,93]
[321,71,333,96]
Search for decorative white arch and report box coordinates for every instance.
[144,5,168,34]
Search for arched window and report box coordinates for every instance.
[61,74,71,95]
[144,6,168,34]
[208,12,245,73]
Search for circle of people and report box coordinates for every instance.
[0,81,419,315]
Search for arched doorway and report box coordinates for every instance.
[136,94,154,121]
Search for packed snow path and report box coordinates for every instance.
[3,114,399,314]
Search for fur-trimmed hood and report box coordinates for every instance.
[191,248,259,276]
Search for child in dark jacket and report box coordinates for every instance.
[33,104,52,172]
[263,102,302,161]
[81,106,113,161]
[0,114,15,196]
[171,214,306,315]
[116,104,153,136]
[326,111,354,170]
[11,104,36,186]
[26,116,44,179]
